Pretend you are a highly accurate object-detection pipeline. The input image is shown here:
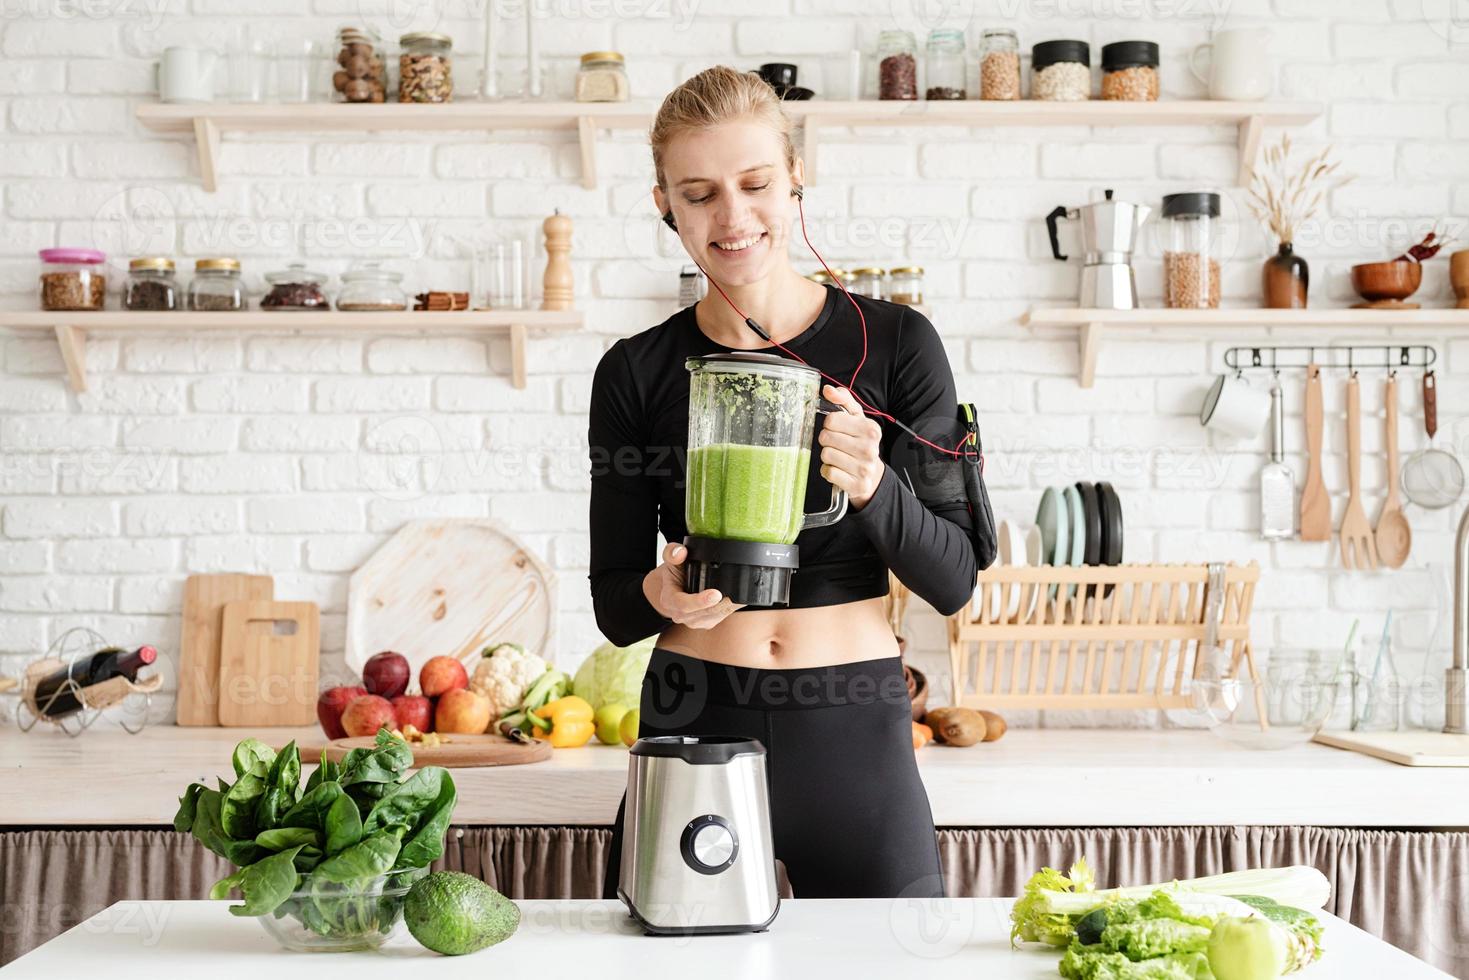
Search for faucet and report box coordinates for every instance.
[1449,506,1469,733]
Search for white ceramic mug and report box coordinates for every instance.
[1190,28,1271,101]
[158,46,218,103]
[1200,373,1272,441]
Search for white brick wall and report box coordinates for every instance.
[1,1,1465,730]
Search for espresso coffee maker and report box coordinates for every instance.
[1046,189,1151,309]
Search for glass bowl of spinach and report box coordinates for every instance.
[174,730,457,952]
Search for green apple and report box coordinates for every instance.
[619,708,640,747]
[594,703,630,745]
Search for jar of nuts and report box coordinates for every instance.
[398,32,452,103]
[39,248,107,311]
[1031,39,1091,101]
[124,257,179,311]
[1161,192,1222,309]
[334,26,388,103]
[1101,40,1159,101]
[876,30,918,100]
[978,29,1020,100]
[924,29,966,100]
[188,258,245,311]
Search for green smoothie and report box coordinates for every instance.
[686,443,812,544]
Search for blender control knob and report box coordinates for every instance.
[680,814,739,874]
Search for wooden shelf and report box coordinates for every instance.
[0,309,583,392]
[1022,307,1469,388]
[136,98,1321,190]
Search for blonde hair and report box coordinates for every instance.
[649,65,796,190]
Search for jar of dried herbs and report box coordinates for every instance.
[124,257,179,311]
[39,248,108,311]
[188,258,246,311]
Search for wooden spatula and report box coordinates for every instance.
[1374,375,1411,568]
[1299,364,1331,541]
[1339,374,1378,569]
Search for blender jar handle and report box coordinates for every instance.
[802,398,850,531]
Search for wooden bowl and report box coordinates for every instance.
[1451,250,1469,308]
[1351,260,1422,302]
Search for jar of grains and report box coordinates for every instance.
[124,257,179,311]
[1100,40,1159,101]
[1161,193,1222,309]
[575,51,629,102]
[876,30,918,100]
[925,29,966,99]
[188,258,246,311]
[398,32,452,103]
[887,266,924,306]
[39,248,107,311]
[1031,40,1090,101]
[334,26,388,103]
[978,29,1020,100]
[849,267,886,299]
[336,260,409,311]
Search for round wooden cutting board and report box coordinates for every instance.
[314,733,554,768]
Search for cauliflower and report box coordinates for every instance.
[470,642,549,720]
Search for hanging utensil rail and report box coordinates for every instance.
[1223,344,1437,373]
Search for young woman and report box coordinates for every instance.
[589,65,982,902]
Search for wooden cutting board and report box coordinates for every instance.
[1314,730,1469,767]
[316,733,553,768]
[217,600,320,727]
[345,519,557,678]
[177,573,273,726]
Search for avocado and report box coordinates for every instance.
[404,870,520,955]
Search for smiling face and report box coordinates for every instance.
[654,117,802,288]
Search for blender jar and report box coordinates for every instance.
[1162,192,1221,309]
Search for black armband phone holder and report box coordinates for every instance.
[888,402,997,571]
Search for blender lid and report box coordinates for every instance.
[630,735,767,764]
[686,350,819,379]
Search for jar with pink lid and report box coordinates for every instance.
[39,248,107,311]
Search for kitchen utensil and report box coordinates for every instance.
[619,736,780,935]
[1045,189,1151,309]
[541,211,573,311]
[320,733,552,768]
[1200,372,1272,442]
[1401,370,1465,509]
[1374,376,1412,567]
[177,573,274,727]
[346,518,556,679]
[1299,364,1331,540]
[1451,249,1469,308]
[1339,375,1378,570]
[1350,260,1422,304]
[1188,27,1271,100]
[216,600,319,727]
[1097,481,1124,597]
[1314,730,1469,766]
[157,46,218,103]
[1259,381,1296,540]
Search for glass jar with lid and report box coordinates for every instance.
[1101,40,1159,101]
[887,266,924,306]
[334,26,389,103]
[876,30,918,100]
[124,257,179,311]
[575,51,629,102]
[1031,39,1091,101]
[807,268,847,287]
[188,258,245,311]
[39,248,107,311]
[924,29,966,100]
[1161,193,1222,309]
[978,29,1020,100]
[848,267,886,299]
[336,261,409,311]
[261,262,331,311]
[398,32,452,103]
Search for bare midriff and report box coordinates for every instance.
[655,595,900,669]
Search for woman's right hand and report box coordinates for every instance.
[643,541,745,629]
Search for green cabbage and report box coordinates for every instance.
[572,636,655,712]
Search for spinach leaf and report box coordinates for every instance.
[311,830,401,884]
[281,780,346,831]
[293,845,323,873]
[304,757,338,794]
[339,732,411,789]
[174,783,204,833]
[255,827,320,852]
[191,789,261,867]
[232,739,277,779]
[268,741,302,800]
[216,845,305,917]
[324,792,363,856]
[363,766,457,871]
[220,762,268,840]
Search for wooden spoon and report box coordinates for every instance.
[1299,364,1331,541]
[1375,375,1411,568]
[1339,374,1378,570]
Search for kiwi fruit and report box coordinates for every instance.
[978,710,1007,742]
[923,706,987,747]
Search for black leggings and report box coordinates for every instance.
[602,647,945,901]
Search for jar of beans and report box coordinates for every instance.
[124,257,179,311]
[399,32,452,103]
[849,267,886,299]
[261,262,331,310]
[924,29,966,100]
[334,26,388,103]
[39,248,107,311]
[978,29,1020,100]
[876,30,918,100]
[887,266,924,306]
[1031,40,1090,101]
[1101,40,1159,101]
[188,258,245,311]
[1161,193,1222,309]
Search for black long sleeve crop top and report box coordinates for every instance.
[587,284,980,648]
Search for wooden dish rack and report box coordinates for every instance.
[946,562,1261,711]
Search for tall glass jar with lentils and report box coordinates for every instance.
[876,30,918,100]
[398,32,452,103]
[1100,41,1159,101]
[978,29,1020,100]
[924,29,966,99]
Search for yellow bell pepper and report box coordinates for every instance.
[530,695,596,748]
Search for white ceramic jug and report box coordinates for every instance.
[1190,28,1271,101]
[157,46,218,103]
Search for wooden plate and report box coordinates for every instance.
[314,733,554,768]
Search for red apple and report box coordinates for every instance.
[317,685,368,740]
[362,651,411,699]
[392,694,433,733]
[436,688,491,734]
[420,655,469,698]
[341,694,396,738]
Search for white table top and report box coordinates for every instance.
[0,899,1451,979]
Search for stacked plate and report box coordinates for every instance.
[1034,481,1125,601]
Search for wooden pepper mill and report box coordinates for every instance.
[541,209,573,311]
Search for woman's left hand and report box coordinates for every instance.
[818,384,885,511]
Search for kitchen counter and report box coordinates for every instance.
[5,725,1467,827]
[0,898,1450,979]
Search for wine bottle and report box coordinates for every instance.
[31,645,157,720]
